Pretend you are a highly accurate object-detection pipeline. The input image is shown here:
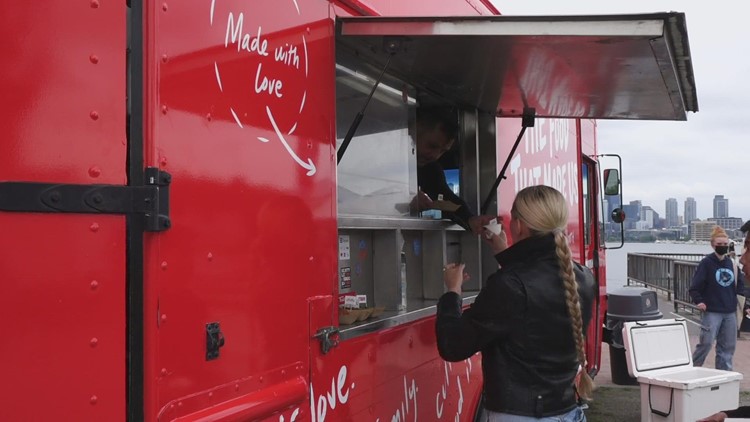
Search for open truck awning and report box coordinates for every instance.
[336,13,697,120]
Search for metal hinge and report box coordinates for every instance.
[313,326,340,355]
[0,167,171,231]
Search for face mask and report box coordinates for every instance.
[715,245,729,255]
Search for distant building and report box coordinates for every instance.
[684,197,697,223]
[665,198,679,228]
[630,200,643,219]
[642,206,659,229]
[634,221,650,230]
[713,195,729,218]
[691,220,717,242]
[622,204,640,230]
[685,197,697,237]
[708,217,743,231]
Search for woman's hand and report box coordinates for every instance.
[484,227,508,255]
[443,263,469,294]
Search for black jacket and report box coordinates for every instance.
[726,406,750,417]
[436,233,596,417]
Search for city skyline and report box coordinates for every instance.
[608,194,746,225]
[610,195,746,223]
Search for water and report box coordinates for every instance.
[604,242,709,290]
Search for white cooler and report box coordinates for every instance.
[622,319,743,422]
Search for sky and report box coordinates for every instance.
[490,0,749,222]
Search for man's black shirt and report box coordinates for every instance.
[418,161,474,228]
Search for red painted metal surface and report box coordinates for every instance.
[497,118,583,257]
[142,1,336,420]
[579,119,605,375]
[0,0,611,420]
[141,0,490,419]
[304,318,484,421]
[0,1,127,421]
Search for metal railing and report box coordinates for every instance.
[672,260,700,312]
[626,253,704,312]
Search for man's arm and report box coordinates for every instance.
[725,406,750,417]
[735,260,745,296]
[418,162,474,228]
[698,406,750,421]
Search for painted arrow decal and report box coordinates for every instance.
[266,106,316,176]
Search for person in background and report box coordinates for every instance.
[690,225,744,370]
[695,222,750,422]
[436,185,595,421]
[411,107,495,234]
[728,240,748,338]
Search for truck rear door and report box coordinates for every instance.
[0,3,127,421]
[140,2,335,421]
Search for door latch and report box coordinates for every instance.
[314,326,340,355]
[206,322,225,361]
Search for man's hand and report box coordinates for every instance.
[410,189,434,213]
[468,215,497,236]
[697,303,707,311]
[697,411,728,421]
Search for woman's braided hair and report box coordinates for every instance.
[510,185,594,400]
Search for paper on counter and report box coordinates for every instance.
[432,199,461,212]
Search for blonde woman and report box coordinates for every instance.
[436,185,595,422]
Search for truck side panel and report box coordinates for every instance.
[0,2,127,420]
[141,1,337,420]
[306,318,483,421]
[497,118,581,256]
[496,117,604,373]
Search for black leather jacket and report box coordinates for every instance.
[436,233,595,417]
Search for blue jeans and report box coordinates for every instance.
[486,407,586,422]
[693,311,737,370]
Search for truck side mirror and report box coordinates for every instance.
[603,169,620,196]
[611,207,626,224]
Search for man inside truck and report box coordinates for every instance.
[411,107,495,234]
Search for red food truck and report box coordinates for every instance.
[0,1,697,421]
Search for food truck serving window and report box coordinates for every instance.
[332,12,698,338]
[334,53,480,338]
[336,65,417,217]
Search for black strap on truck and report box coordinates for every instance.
[0,167,171,232]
